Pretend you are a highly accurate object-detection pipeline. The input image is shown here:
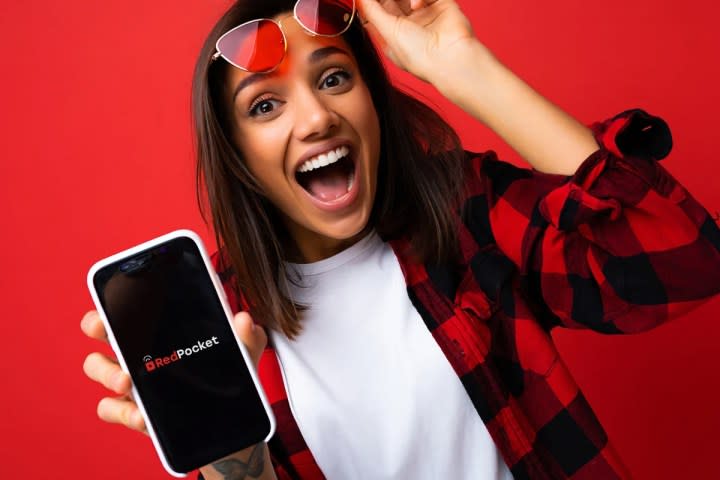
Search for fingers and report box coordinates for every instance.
[375,0,410,16]
[357,0,397,52]
[358,0,396,31]
[359,0,435,22]
[411,0,440,9]
[84,350,146,434]
[83,351,132,394]
[232,312,267,368]
[409,0,426,11]
[80,310,108,343]
[97,396,148,435]
[356,0,423,53]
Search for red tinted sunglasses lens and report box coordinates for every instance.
[295,0,355,35]
[217,19,285,72]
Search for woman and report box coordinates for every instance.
[81,0,720,478]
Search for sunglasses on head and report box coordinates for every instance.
[212,0,356,73]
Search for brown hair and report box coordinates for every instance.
[192,0,467,338]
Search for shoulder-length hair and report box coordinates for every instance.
[192,0,467,338]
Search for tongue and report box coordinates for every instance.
[305,165,348,201]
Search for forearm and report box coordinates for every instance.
[429,40,599,175]
[199,442,277,480]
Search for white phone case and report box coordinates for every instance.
[86,229,276,477]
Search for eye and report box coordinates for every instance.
[248,95,283,117]
[245,69,351,118]
[320,69,351,89]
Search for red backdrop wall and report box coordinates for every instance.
[2,0,718,478]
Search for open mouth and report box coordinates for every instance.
[295,146,356,203]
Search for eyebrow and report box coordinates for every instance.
[231,45,350,103]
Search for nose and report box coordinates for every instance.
[292,86,340,141]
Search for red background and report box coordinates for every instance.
[2,0,719,477]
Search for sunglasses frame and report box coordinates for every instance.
[212,0,357,73]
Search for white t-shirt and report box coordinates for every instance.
[270,231,514,480]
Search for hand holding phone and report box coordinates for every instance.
[83,230,276,477]
[81,310,267,427]
[81,310,272,478]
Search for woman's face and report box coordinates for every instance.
[224,14,381,263]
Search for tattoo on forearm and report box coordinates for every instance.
[211,443,264,479]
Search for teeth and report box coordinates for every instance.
[298,145,350,173]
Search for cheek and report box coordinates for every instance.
[234,130,289,186]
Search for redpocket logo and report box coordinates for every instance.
[143,336,220,372]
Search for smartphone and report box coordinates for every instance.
[87,229,275,477]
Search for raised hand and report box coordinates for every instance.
[356,0,489,83]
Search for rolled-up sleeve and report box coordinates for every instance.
[470,108,720,333]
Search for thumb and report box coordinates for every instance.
[357,0,399,42]
[232,311,267,368]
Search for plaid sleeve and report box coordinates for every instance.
[470,108,720,333]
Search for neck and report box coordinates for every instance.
[284,226,373,264]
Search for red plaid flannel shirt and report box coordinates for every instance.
[204,109,720,479]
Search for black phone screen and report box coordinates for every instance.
[92,236,271,473]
